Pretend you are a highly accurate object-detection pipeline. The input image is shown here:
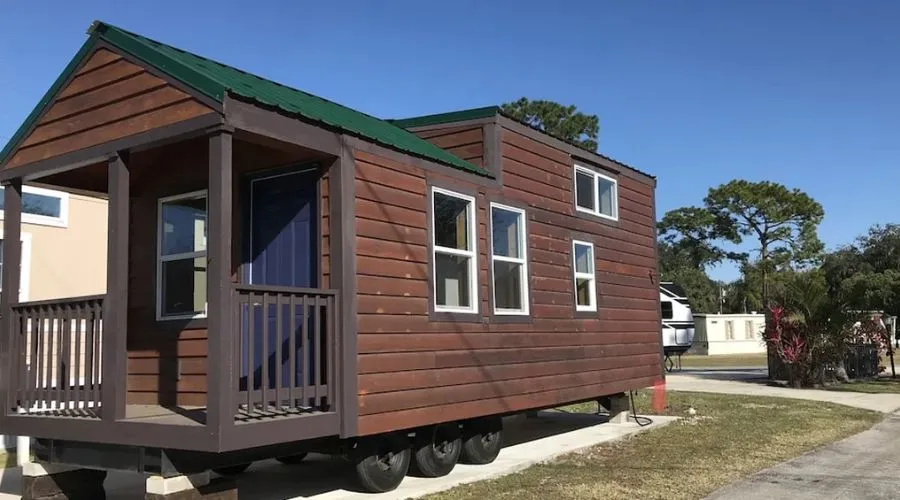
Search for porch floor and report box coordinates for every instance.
[22,404,326,426]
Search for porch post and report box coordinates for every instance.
[103,152,129,422]
[0,179,22,414]
[330,140,358,438]
[206,127,235,442]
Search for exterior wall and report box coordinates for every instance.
[691,313,766,355]
[0,192,107,301]
[125,137,327,407]
[6,48,214,169]
[354,123,660,436]
[414,125,485,168]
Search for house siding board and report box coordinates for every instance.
[124,137,329,406]
[6,48,214,170]
[353,124,660,435]
[409,125,485,168]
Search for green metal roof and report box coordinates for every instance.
[388,106,500,129]
[0,21,491,178]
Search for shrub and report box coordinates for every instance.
[765,304,888,387]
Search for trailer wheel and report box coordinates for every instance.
[212,463,251,476]
[353,433,411,493]
[411,423,462,477]
[276,452,308,465]
[461,416,503,465]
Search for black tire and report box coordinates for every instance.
[276,452,309,465]
[461,417,503,465]
[352,434,411,493]
[212,463,251,476]
[410,424,462,477]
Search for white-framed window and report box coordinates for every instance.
[725,320,735,340]
[0,185,69,228]
[157,190,208,320]
[574,164,618,221]
[0,232,31,302]
[431,186,478,313]
[745,319,756,339]
[572,239,597,312]
[490,203,528,315]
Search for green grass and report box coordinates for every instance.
[826,376,900,394]
[679,353,768,368]
[425,391,881,500]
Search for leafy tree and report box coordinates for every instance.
[501,98,599,151]
[704,180,825,308]
[657,207,729,270]
[824,225,900,318]
[658,246,720,313]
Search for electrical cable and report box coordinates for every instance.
[628,390,653,427]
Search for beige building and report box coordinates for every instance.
[0,184,107,301]
[690,313,767,355]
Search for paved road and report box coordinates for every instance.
[706,413,900,500]
[666,369,900,413]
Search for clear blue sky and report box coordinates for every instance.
[2,1,898,280]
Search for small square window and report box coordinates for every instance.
[574,165,618,221]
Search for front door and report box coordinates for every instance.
[240,168,318,400]
[249,170,317,288]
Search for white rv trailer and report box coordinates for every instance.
[660,282,695,371]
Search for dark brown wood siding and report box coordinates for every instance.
[411,125,485,168]
[354,127,659,436]
[6,48,214,169]
[126,138,329,406]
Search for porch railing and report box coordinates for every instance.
[12,295,105,415]
[234,285,338,419]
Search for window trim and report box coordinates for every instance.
[573,164,618,221]
[489,202,529,316]
[156,189,208,322]
[572,239,597,312]
[0,185,70,228]
[430,186,479,315]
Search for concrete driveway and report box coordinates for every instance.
[706,413,900,500]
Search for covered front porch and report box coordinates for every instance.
[0,107,356,453]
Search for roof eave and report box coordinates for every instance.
[93,23,227,104]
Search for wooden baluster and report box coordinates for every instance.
[261,292,269,414]
[247,292,255,413]
[73,302,82,411]
[288,294,297,410]
[313,295,322,407]
[300,294,309,408]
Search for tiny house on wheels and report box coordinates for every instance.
[0,22,662,499]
